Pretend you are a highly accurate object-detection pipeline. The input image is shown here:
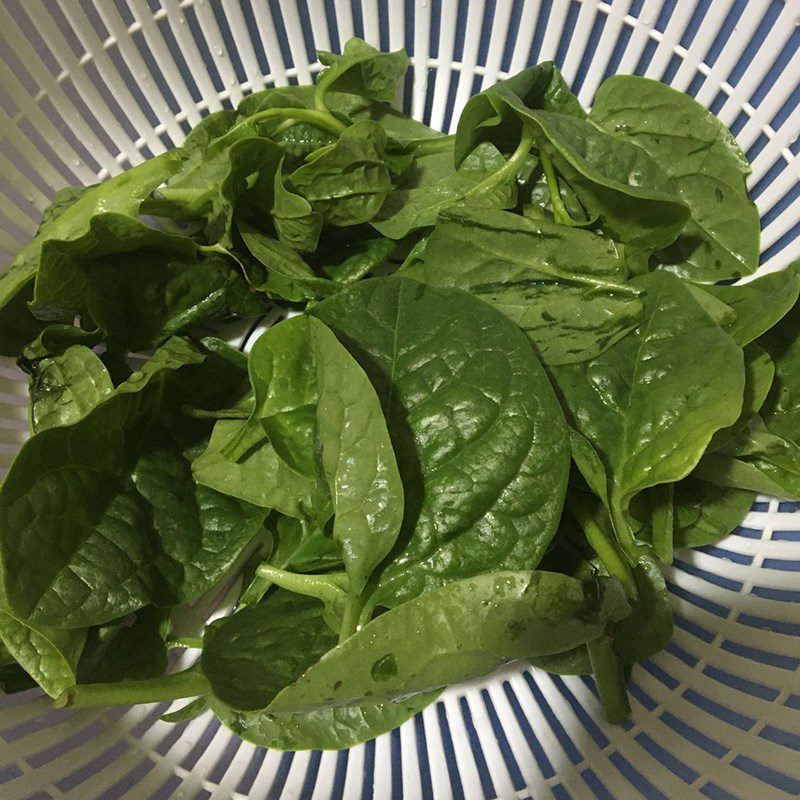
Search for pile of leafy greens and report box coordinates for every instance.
[0,40,796,749]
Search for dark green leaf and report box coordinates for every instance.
[401,206,643,365]
[455,62,584,163]
[591,76,759,281]
[238,220,338,301]
[311,278,570,607]
[28,345,114,433]
[271,156,323,252]
[700,267,800,345]
[202,591,337,711]
[371,142,517,239]
[550,270,745,548]
[707,343,774,452]
[316,38,408,108]
[208,686,435,751]
[192,394,331,522]
[288,121,391,226]
[673,478,754,549]
[77,607,169,683]
[148,123,283,244]
[0,338,265,628]
[268,571,628,711]
[235,315,404,597]
[17,153,185,321]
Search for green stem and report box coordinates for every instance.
[56,669,208,709]
[571,505,636,597]
[587,635,631,724]
[650,483,675,565]
[539,148,584,226]
[338,596,362,644]
[181,405,248,420]
[411,135,456,156]
[313,69,337,115]
[240,106,347,136]
[609,501,639,561]
[466,127,536,199]
[255,563,348,607]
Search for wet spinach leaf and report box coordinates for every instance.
[312,278,570,607]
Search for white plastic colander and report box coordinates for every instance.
[0,1,799,798]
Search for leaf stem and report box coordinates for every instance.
[539,147,587,227]
[466,127,536,199]
[411,135,456,156]
[609,501,639,561]
[650,483,675,565]
[181,405,248,420]
[244,107,347,136]
[56,669,208,709]
[338,597,361,644]
[570,505,636,597]
[587,635,631,724]
[255,563,348,607]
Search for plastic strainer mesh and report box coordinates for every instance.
[0,1,799,798]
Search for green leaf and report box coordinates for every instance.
[673,478,754,549]
[311,278,570,607]
[271,156,323,252]
[315,38,408,109]
[14,153,184,321]
[208,685,436,751]
[371,142,518,239]
[30,209,262,343]
[238,220,338,302]
[401,206,643,366]
[695,416,800,500]
[147,124,283,244]
[702,267,800,345]
[202,590,338,711]
[77,607,169,684]
[192,404,330,522]
[455,62,584,164]
[756,287,800,443]
[0,282,47,358]
[315,230,394,283]
[181,109,238,153]
[521,110,690,249]
[268,571,628,711]
[550,270,745,550]
[288,121,391,226]
[591,75,759,281]
[707,343,774,452]
[235,316,404,599]
[0,338,265,628]
[0,611,86,698]
[28,345,114,433]
[85,243,260,351]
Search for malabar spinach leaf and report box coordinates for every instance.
[550,270,745,551]
[0,612,86,698]
[312,278,570,607]
[591,75,759,281]
[401,206,643,365]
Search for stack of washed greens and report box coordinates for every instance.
[0,40,797,750]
